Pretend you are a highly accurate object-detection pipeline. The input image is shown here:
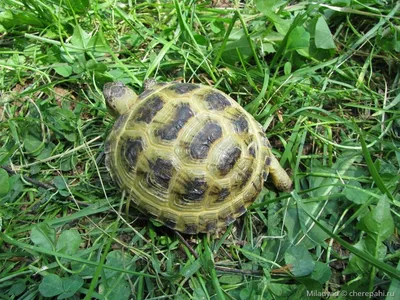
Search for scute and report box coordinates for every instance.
[217,146,242,176]
[181,177,208,201]
[233,115,249,133]
[156,104,194,140]
[122,137,143,170]
[205,92,231,110]
[150,158,175,189]
[168,83,200,94]
[106,81,286,234]
[134,95,164,123]
[189,122,222,159]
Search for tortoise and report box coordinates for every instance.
[103,81,292,234]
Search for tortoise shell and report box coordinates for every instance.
[105,82,288,234]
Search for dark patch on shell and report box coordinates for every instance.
[205,92,231,110]
[138,88,154,100]
[147,209,160,219]
[240,170,253,188]
[156,104,194,140]
[184,224,198,234]
[235,205,246,215]
[135,96,164,123]
[210,187,230,203]
[104,140,111,154]
[183,177,208,201]
[122,137,143,169]
[113,114,128,131]
[135,169,147,184]
[150,158,175,189]
[206,221,217,232]
[249,145,256,157]
[169,83,200,94]
[217,147,241,176]
[233,115,249,133]
[221,214,235,225]
[163,218,177,229]
[263,171,268,180]
[190,122,222,159]
[265,156,271,166]
[262,136,272,148]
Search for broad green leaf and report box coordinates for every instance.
[315,16,336,49]
[0,231,155,278]
[1,175,23,203]
[210,21,225,34]
[56,229,82,255]
[284,61,292,76]
[310,152,360,197]
[71,25,91,50]
[287,26,310,51]
[104,250,133,280]
[343,180,370,204]
[8,281,26,297]
[0,10,13,26]
[0,10,44,28]
[262,42,275,54]
[218,274,243,284]
[357,196,394,241]
[388,260,400,296]
[53,176,67,190]
[0,141,18,165]
[53,176,69,197]
[194,34,208,46]
[58,275,84,299]
[87,33,109,54]
[0,168,10,197]
[310,261,332,284]
[68,0,89,13]
[255,0,290,34]
[345,240,386,275]
[60,155,77,171]
[36,144,55,160]
[255,0,280,14]
[286,205,330,249]
[239,288,251,299]
[39,274,63,297]
[222,34,253,64]
[266,282,291,296]
[99,280,131,300]
[193,287,208,300]
[294,192,400,280]
[31,223,56,251]
[331,0,351,5]
[285,244,315,277]
[241,244,261,261]
[86,59,107,72]
[175,295,190,300]
[54,65,73,77]
[24,135,43,155]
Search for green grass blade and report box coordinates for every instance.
[293,192,400,281]
[0,232,155,278]
[359,129,395,201]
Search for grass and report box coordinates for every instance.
[0,0,399,299]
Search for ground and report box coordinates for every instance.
[0,1,399,299]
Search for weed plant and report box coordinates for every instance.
[0,0,399,299]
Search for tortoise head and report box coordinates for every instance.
[103,81,138,116]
